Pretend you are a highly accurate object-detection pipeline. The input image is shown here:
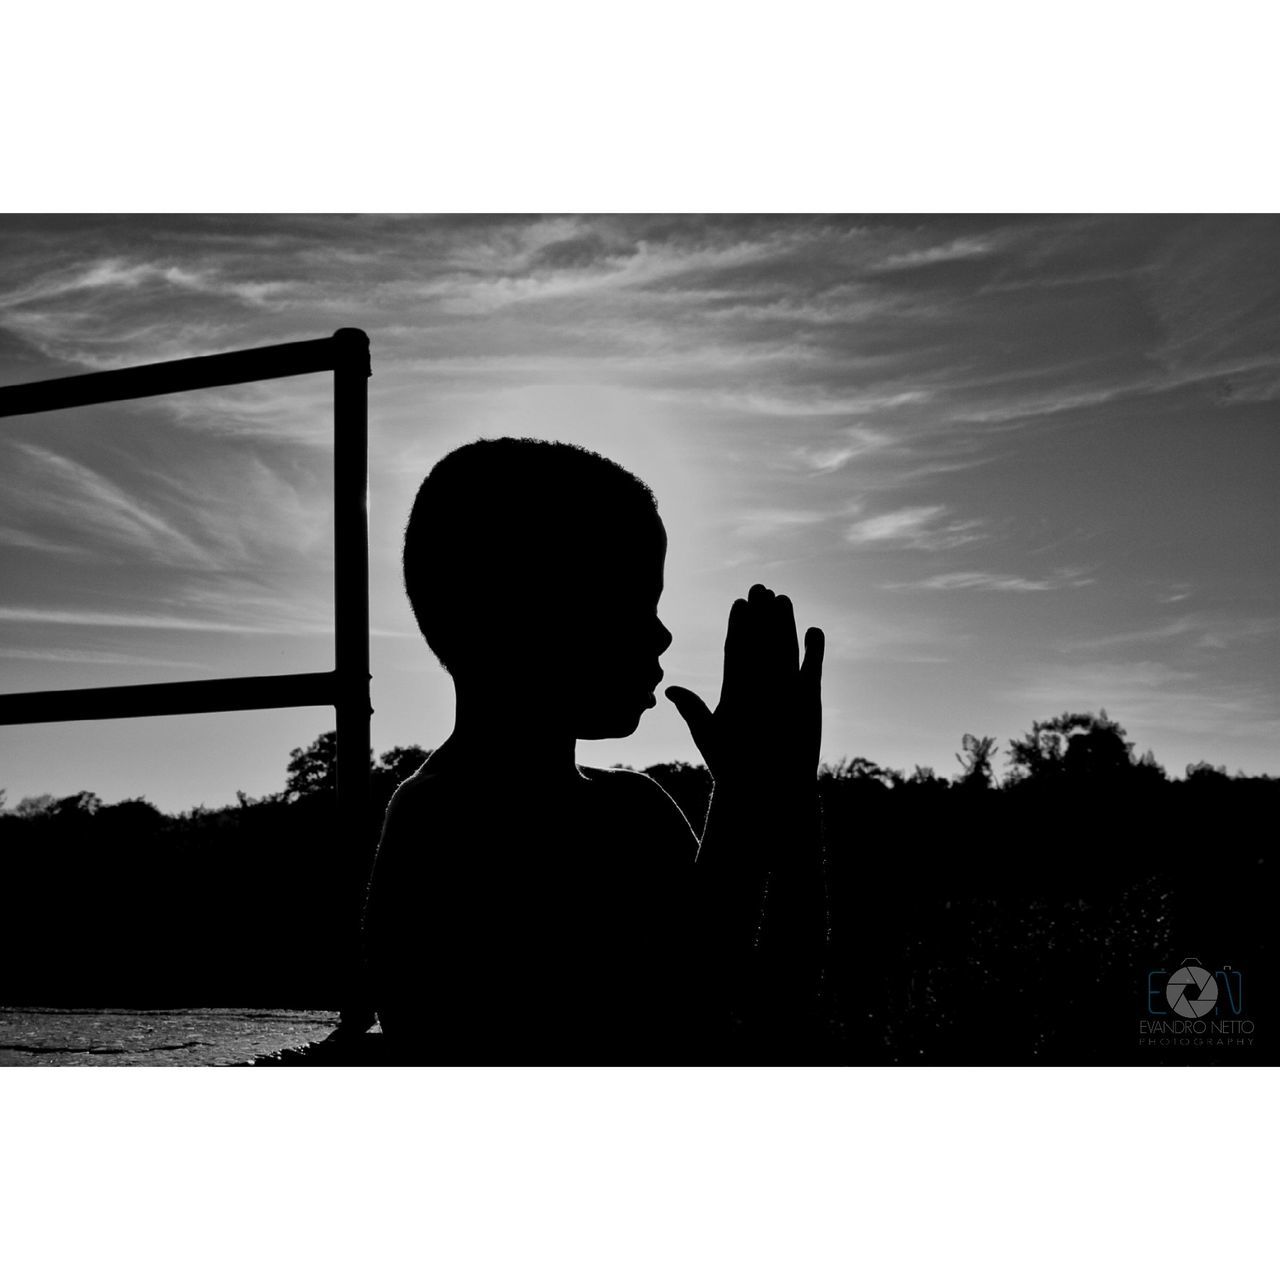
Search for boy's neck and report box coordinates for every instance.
[434,680,586,788]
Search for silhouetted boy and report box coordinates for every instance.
[365,437,826,1063]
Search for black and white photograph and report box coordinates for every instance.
[2,213,1274,1068]
[2,8,1276,1274]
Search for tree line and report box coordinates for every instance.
[3,706,1263,826]
[1,709,1273,1063]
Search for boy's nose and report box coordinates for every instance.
[656,619,673,655]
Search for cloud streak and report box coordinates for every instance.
[872,236,998,272]
[792,427,896,473]
[1009,659,1280,747]
[846,505,986,551]
[0,257,286,312]
[0,606,303,634]
[0,646,207,668]
[732,509,831,540]
[897,570,1094,592]
[8,443,222,569]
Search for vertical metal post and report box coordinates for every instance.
[0,329,379,1032]
[332,328,374,1030]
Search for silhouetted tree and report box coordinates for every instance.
[1061,718,1132,778]
[821,756,897,788]
[1134,749,1167,782]
[901,765,949,793]
[285,731,340,799]
[13,793,58,819]
[375,745,432,788]
[40,791,103,820]
[286,732,422,803]
[1007,710,1133,783]
[955,734,998,789]
[1184,760,1230,786]
[98,796,165,834]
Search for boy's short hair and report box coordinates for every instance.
[404,437,661,673]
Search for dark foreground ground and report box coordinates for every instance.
[0,1009,340,1066]
[2,769,1273,1065]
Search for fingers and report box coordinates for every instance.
[724,583,817,703]
[801,627,825,774]
[721,595,752,704]
[800,626,825,691]
[747,584,800,678]
[730,584,782,702]
[774,593,800,674]
[664,685,715,761]
[698,588,825,783]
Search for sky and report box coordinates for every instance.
[0,213,1277,811]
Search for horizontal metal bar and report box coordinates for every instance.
[0,330,368,419]
[0,670,338,726]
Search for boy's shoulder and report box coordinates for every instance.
[383,761,651,815]
[582,764,661,798]
[382,760,697,847]
[582,766,699,847]
[380,757,468,826]
[580,764,663,793]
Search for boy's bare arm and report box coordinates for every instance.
[665,584,827,1022]
[364,775,491,1049]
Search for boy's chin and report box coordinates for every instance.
[574,704,647,740]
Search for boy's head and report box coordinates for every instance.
[404,437,672,738]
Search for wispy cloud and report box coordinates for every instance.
[0,606,298,633]
[0,253,293,374]
[732,509,830,539]
[897,570,1094,592]
[0,524,88,556]
[1008,659,1280,746]
[845,505,986,551]
[0,646,207,668]
[0,257,284,311]
[423,231,791,315]
[951,384,1131,425]
[1063,613,1280,653]
[7,443,221,569]
[792,427,896,473]
[1144,218,1280,404]
[873,236,997,272]
[1064,617,1199,649]
[719,388,931,419]
[164,383,337,444]
[143,452,333,562]
[2,440,331,573]
[1190,617,1280,650]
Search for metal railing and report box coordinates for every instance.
[0,328,374,1029]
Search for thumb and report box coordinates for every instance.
[664,686,715,757]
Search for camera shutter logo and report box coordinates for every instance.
[1166,960,1218,1018]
